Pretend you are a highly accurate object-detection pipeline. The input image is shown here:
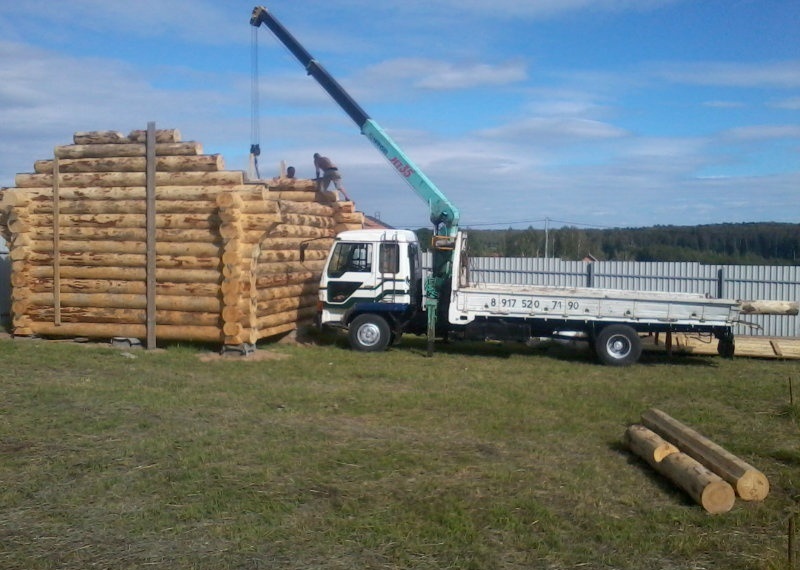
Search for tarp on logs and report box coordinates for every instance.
[0,129,364,347]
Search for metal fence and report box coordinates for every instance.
[423,252,800,338]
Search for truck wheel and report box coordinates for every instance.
[349,314,391,352]
[594,325,642,366]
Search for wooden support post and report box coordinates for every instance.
[52,155,61,326]
[641,408,769,501]
[145,122,157,349]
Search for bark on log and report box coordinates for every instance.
[15,171,244,188]
[128,129,181,143]
[255,260,326,276]
[641,408,769,501]
[255,283,318,302]
[54,142,202,159]
[73,131,127,145]
[254,271,317,289]
[29,322,223,342]
[263,225,334,239]
[738,300,799,316]
[34,155,225,174]
[625,424,680,468]
[656,452,736,514]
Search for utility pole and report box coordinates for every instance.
[544,217,550,259]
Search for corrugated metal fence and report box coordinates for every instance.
[423,253,800,338]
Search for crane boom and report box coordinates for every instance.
[250,6,460,236]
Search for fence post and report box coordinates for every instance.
[587,262,594,288]
[717,267,725,299]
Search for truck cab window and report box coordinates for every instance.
[379,243,400,274]
[328,242,373,277]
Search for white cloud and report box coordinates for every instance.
[769,97,800,110]
[479,117,627,143]
[361,58,527,91]
[723,125,800,140]
[656,61,800,89]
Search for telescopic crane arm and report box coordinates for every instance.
[250,6,460,236]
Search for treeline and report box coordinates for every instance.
[415,222,800,264]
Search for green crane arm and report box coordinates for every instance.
[250,6,460,236]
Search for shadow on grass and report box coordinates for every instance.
[608,439,698,508]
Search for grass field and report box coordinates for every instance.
[0,334,798,569]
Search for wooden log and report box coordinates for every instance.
[625,424,680,468]
[26,292,221,313]
[253,321,301,342]
[255,283,318,302]
[256,294,318,317]
[29,278,220,298]
[255,306,317,329]
[54,142,202,159]
[29,265,220,284]
[34,154,225,174]
[281,213,336,228]
[128,129,181,143]
[73,131,127,145]
[29,198,222,215]
[738,300,799,316]
[14,171,244,188]
[255,259,326,276]
[29,321,223,342]
[25,213,219,230]
[27,306,220,327]
[9,184,266,202]
[254,271,317,289]
[334,212,365,225]
[33,226,222,244]
[258,237,333,251]
[332,201,356,214]
[278,201,335,216]
[28,251,221,270]
[641,408,769,501]
[263,225,334,240]
[656,452,736,514]
[265,179,318,192]
[258,249,328,264]
[30,239,220,257]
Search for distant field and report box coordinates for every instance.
[0,335,797,569]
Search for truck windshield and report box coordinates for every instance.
[327,242,373,277]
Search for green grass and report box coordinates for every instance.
[0,335,798,569]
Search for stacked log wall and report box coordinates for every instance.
[0,129,365,347]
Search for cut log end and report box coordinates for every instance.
[700,480,737,515]
[736,470,770,501]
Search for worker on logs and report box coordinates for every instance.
[313,153,350,201]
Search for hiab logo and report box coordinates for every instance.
[390,156,414,178]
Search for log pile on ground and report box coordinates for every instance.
[626,408,769,514]
[0,129,364,348]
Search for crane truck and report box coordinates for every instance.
[250,6,743,365]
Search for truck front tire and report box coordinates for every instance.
[594,325,642,366]
[349,314,391,352]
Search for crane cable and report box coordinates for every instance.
[250,25,261,180]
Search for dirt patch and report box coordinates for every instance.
[196,350,290,363]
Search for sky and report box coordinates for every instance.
[0,0,798,232]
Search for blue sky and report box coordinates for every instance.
[0,0,798,231]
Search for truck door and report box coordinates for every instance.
[325,241,378,304]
